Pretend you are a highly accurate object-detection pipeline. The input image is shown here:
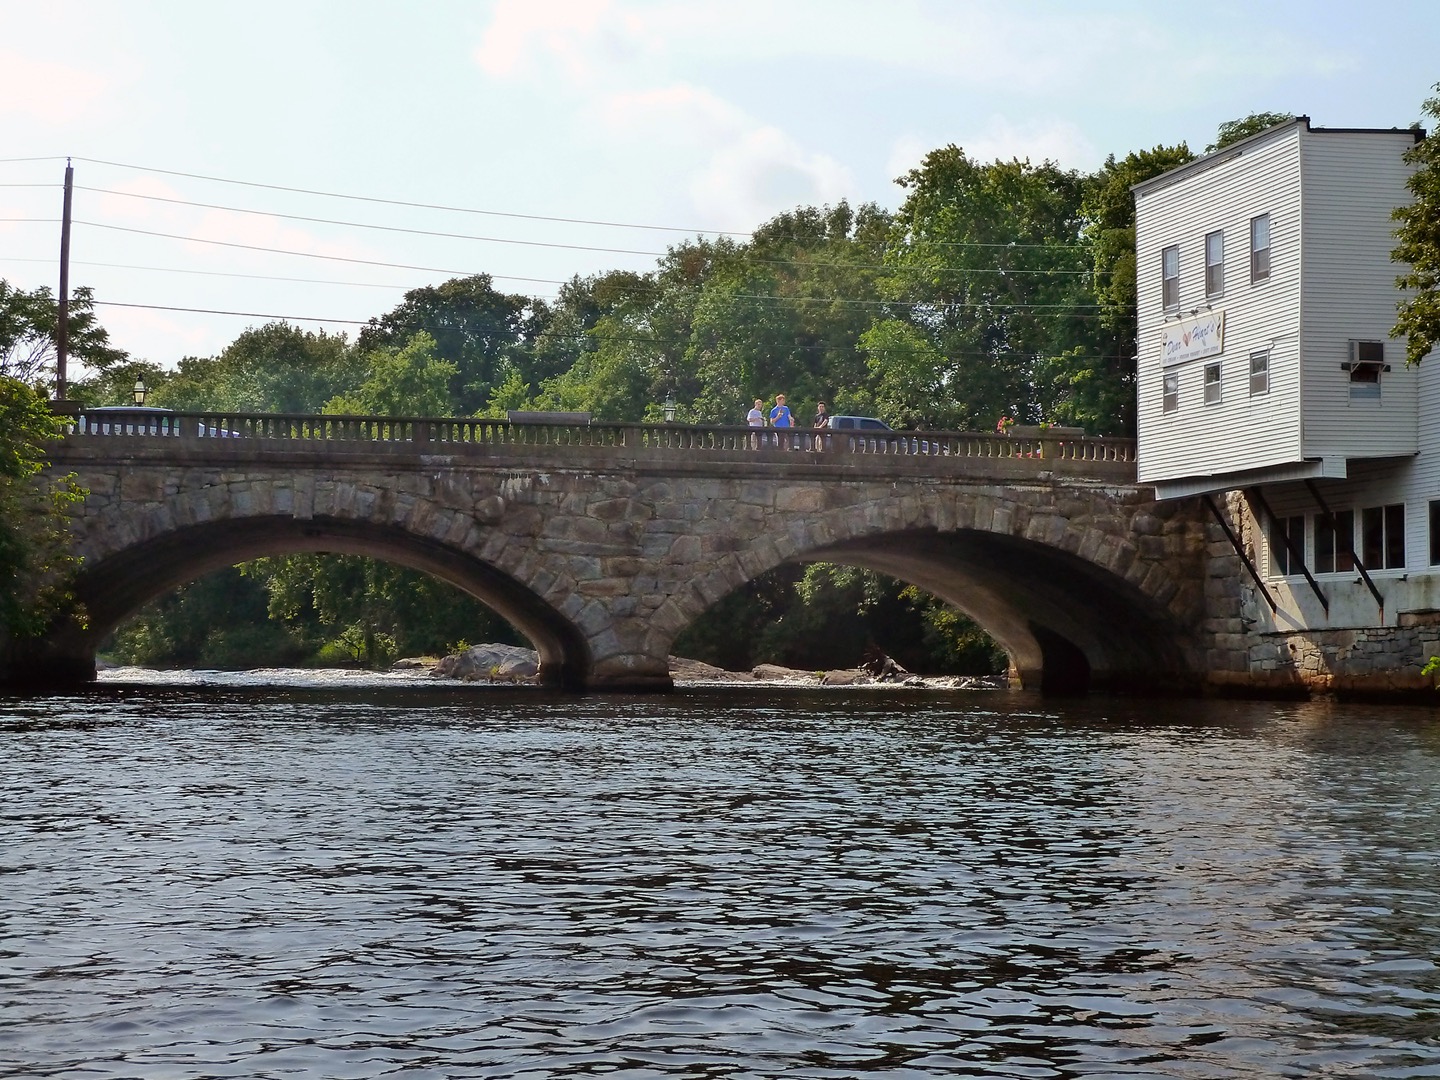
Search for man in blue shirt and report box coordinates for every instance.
[769,394,793,448]
[769,394,792,427]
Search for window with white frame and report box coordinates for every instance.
[1314,510,1355,574]
[1204,361,1222,405]
[1162,370,1179,412]
[1430,501,1440,565]
[1249,350,1269,395]
[1269,514,1304,577]
[1361,504,1405,569]
[1205,230,1224,297]
[1162,245,1179,309]
[1250,214,1271,282]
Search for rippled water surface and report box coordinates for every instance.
[2,677,1439,1078]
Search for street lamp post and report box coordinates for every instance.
[132,378,148,406]
[663,392,677,423]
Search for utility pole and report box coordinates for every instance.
[55,158,74,404]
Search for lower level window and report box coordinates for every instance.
[1362,504,1405,569]
[1269,514,1304,576]
[1431,501,1440,565]
[1162,371,1179,412]
[1204,362,1222,405]
[1249,351,1270,395]
[1315,510,1355,574]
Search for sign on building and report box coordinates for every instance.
[1161,311,1225,367]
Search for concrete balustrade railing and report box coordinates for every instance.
[62,409,1136,464]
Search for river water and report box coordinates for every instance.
[2,672,1438,1078]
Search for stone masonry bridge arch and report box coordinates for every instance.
[4,413,1213,693]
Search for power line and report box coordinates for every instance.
[58,222,1102,310]
[73,186,1101,276]
[74,156,753,238]
[75,186,670,259]
[2,255,568,291]
[94,301,381,325]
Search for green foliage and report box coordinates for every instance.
[0,280,127,386]
[1393,85,1440,366]
[357,275,536,413]
[869,147,1096,432]
[1077,144,1195,433]
[157,323,364,413]
[103,568,311,668]
[1207,112,1293,153]
[0,377,87,639]
[674,562,1007,676]
[324,332,457,416]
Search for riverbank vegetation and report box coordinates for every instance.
[8,111,1359,675]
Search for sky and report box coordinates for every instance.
[2,0,1438,379]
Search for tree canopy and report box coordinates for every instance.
[1393,86,1440,365]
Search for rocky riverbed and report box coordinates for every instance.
[412,645,1005,690]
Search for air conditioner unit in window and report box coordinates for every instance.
[1348,340,1387,368]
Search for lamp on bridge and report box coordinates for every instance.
[132,377,147,406]
[663,392,676,423]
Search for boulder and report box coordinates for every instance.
[433,643,539,681]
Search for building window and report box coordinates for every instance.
[1250,214,1271,282]
[1204,361,1222,405]
[1205,230,1224,297]
[1430,501,1440,565]
[1269,514,1304,576]
[1249,350,1270,395]
[1315,510,1355,574]
[1162,371,1179,413]
[1162,245,1179,309]
[1361,504,1406,569]
[1348,341,1385,403]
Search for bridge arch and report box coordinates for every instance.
[651,487,1202,695]
[43,507,591,689]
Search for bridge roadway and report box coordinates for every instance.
[7,411,1214,693]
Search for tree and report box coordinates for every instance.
[0,378,85,643]
[1393,85,1440,366]
[357,275,535,413]
[0,280,126,386]
[1207,112,1293,153]
[324,332,456,416]
[1077,144,1195,433]
[158,323,363,413]
[868,148,1094,431]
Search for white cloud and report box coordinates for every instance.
[596,82,852,226]
[474,0,625,81]
[958,118,1102,170]
[0,50,109,122]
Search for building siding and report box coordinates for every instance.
[1298,129,1419,458]
[1136,125,1304,484]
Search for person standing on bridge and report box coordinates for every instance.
[769,394,793,449]
[746,398,765,449]
[811,401,830,451]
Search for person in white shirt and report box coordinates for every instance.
[746,398,765,448]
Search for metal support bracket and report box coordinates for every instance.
[1204,493,1277,613]
[1246,487,1329,614]
[1304,479,1384,619]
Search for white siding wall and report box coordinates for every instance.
[1299,129,1419,458]
[1136,126,1304,484]
[1246,361,1440,630]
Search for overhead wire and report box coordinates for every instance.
[73,185,1100,276]
[72,156,754,238]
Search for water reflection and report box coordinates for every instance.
[1,681,1437,1077]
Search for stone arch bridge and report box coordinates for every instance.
[7,412,1216,694]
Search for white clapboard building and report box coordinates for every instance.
[1134,116,1437,630]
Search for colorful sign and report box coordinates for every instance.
[1161,310,1225,367]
